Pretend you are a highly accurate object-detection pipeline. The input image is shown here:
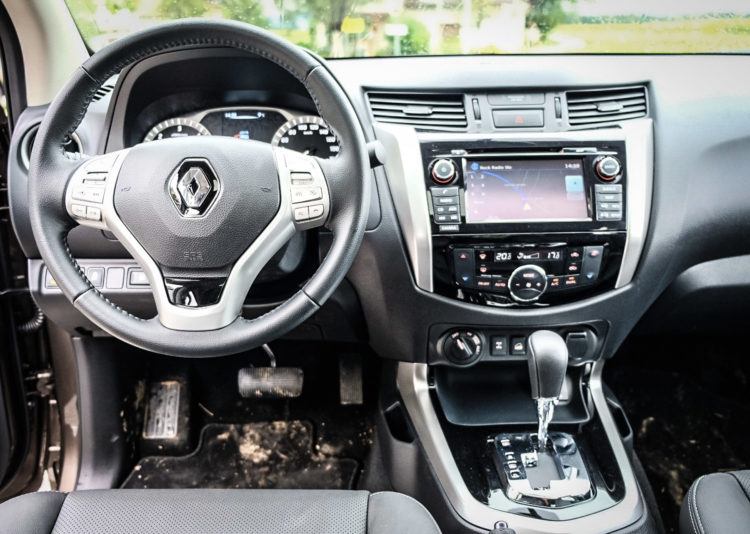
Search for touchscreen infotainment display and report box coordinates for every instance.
[464,159,589,223]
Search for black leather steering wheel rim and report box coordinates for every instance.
[27,19,371,357]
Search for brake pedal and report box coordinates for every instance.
[238,344,303,398]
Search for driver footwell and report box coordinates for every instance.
[122,421,359,489]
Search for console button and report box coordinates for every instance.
[128,269,150,287]
[453,248,475,287]
[510,337,527,355]
[565,262,581,273]
[581,246,604,283]
[431,160,457,184]
[595,193,622,202]
[563,275,580,288]
[595,184,622,194]
[492,109,544,128]
[435,196,458,205]
[106,267,125,290]
[492,275,509,292]
[547,276,563,291]
[597,210,622,221]
[567,247,583,261]
[86,267,105,288]
[431,186,459,197]
[508,265,548,302]
[491,336,508,356]
[434,204,458,214]
[595,156,622,181]
[476,275,493,289]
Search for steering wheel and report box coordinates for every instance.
[27,20,371,357]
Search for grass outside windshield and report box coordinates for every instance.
[65,0,750,56]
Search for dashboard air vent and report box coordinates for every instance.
[20,125,82,170]
[367,92,467,131]
[566,86,647,126]
[92,83,115,102]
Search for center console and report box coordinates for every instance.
[423,140,628,307]
[375,118,654,534]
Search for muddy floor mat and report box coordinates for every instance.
[122,421,359,490]
[607,334,750,533]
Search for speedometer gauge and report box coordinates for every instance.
[271,116,339,157]
[143,118,211,142]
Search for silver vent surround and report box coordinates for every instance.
[367,92,468,131]
[20,124,82,170]
[566,86,648,126]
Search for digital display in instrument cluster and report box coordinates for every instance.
[199,109,288,141]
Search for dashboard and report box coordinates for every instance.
[8,48,750,355]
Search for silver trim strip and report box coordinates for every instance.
[372,119,653,294]
[396,361,644,533]
[373,122,434,291]
[65,147,329,331]
[615,119,653,288]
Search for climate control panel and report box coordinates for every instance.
[434,236,623,307]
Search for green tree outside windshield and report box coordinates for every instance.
[65,0,750,55]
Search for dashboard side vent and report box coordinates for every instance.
[20,125,82,170]
[92,83,115,102]
[566,86,647,126]
[367,92,467,131]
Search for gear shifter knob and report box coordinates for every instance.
[527,330,568,399]
[527,330,568,449]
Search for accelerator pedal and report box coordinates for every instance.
[238,344,303,399]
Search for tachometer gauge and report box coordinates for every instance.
[271,116,339,157]
[143,118,211,142]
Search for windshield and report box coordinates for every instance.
[66,0,750,56]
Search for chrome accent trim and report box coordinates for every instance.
[615,119,653,288]
[396,361,644,533]
[436,151,618,158]
[65,147,331,331]
[372,123,434,291]
[20,125,83,170]
[371,120,653,295]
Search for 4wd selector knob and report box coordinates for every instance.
[595,156,621,181]
[508,265,548,303]
[442,330,483,364]
[431,159,457,184]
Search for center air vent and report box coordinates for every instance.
[566,86,647,126]
[367,92,467,131]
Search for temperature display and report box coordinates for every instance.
[494,249,562,262]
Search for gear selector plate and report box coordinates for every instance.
[491,431,592,508]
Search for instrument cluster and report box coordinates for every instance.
[143,107,339,158]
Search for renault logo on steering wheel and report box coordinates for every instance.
[168,159,220,217]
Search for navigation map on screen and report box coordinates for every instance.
[464,159,589,223]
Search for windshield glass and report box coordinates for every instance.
[66,0,750,56]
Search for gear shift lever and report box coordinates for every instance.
[527,330,568,449]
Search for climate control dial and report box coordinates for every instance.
[508,265,548,303]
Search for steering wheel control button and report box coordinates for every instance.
[508,265,548,302]
[291,186,322,204]
[290,172,314,185]
[308,204,324,219]
[72,186,105,203]
[71,204,87,218]
[86,206,102,221]
[595,156,622,181]
[431,159,457,184]
[293,206,310,221]
[128,269,150,287]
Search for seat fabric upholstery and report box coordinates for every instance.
[0,489,441,534]
[680,470,750,534]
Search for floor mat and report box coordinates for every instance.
[606,334,750,533]
[122,421,359,490]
